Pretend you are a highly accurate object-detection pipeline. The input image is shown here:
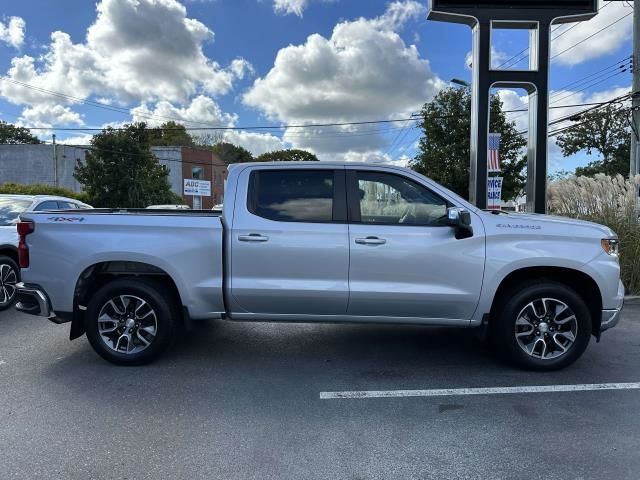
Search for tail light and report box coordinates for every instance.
[17,221,35,268]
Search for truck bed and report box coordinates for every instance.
[19,209,225,319]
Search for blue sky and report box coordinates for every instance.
[0,0,634,172]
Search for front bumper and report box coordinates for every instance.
[600,279,625,334]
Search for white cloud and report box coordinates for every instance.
[223,130,286,156]
[130,95,285,156]
[19,104,84,128]
[551,0,632,66]
[372,1,426,31]
[0,16,25,48]
[0,0,251,126]
[244,1,444,158]
[273,0,308,16]
[272,0,337,17]
[130,95,237,127]
[61,134,94,146]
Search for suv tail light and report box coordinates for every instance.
[17,221,35,268]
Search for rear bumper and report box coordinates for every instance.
[14,282,75,325]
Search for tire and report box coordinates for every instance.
[492,281,591,371]
[0,255,19,312]
[84,278,177,365]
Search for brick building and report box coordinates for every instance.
[152,147,227,209]
[181,148,226,209]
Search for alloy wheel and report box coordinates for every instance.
[0,263,18,307]
[514,297,578,360]
[97,295,158,354]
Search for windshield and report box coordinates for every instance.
[0,198,32,226]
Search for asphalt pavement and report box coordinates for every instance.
[1,305,639,480]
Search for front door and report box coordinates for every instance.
[346,169,485,321]
[229,167,349,316]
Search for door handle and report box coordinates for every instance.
[355,236,386,245]
[238,233,269,242]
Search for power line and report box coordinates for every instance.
[547,104,632,137]
[550,11,633,60]
[9,96,632,134]
[13,117,423,132]
[505,57,632,122]
[517,91,633,136]
[494,1,614,70]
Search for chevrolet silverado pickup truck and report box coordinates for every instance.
[14,162,624,370]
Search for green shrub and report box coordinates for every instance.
[0,183,91,204]
[548,174,640,295]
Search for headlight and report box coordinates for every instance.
[601,238,619,256]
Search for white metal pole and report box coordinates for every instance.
[631,0,639,176]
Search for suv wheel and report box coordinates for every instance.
[84,278,176,365]
[0,256,19,311]
[493,281,592,371]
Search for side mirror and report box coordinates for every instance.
[446,207,473,239]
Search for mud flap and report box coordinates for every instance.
[69,310,86,340]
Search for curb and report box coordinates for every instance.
[624,296,640,305]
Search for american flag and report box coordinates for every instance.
[488,133,501,173]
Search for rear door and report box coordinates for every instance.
[346,168,485,321]
[229,166,349,317]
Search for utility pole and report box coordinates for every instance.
[52,133,57,187]
[631,0,639,177]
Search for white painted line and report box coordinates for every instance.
[320,382,640,400]
[0,360,6,366]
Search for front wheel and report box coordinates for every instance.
[0,256,19,312]
[84,278,176,365]
[493,282,592,371]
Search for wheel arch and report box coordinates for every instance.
[71,261,186,340]
[489,266,603,337]
[0,245,19,265]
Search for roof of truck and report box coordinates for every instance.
[228,161,408,169]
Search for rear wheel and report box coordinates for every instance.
[493,281,592,371]
[84,278,176,365]
[0,256,19,312]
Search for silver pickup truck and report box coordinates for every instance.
[15,162,624,370]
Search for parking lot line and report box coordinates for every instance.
[320,382,640,399]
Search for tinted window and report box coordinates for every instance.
[249,170,334,222]
[33,201,60,211]
[57,201,77,209]
[355,171,449,226]
[0,198,32,226]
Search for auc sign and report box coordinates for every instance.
[184,179,211,197]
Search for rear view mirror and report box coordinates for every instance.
[446,207,473,239]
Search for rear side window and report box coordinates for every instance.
[33,200,60,211]
[57,201,77,209]
[248,170,335,222]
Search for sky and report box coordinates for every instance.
[0,0,634,173]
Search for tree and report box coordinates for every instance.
[74,123,181,208]
[149,121,195,147]
[255,149,319,162]
[211,142,254,164]
[555,105,630,177]
[411,87,527,201]
[0,121,41,144]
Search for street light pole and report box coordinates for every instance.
[52,133,58,187]
[631,0,639,177]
